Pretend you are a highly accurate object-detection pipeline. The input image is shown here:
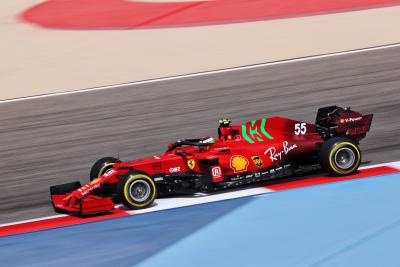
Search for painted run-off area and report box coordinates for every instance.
[21,0,400,29]
[1,2,400,100]
[1,164,400,267]
[1,163,399,237]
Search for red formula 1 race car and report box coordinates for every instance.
[50,106,373,215]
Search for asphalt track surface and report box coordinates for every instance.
[1,46,400,224]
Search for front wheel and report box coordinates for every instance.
[90,157,121,181]
[117,171,157,209]
[319,137,361,175]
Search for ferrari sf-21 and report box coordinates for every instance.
[50,106,373,215]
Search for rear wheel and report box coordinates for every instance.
[320,137,361,175]
[90,157,121,181]
[117,171,157,209]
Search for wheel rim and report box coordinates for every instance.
[128,179,151,202]
[334,147,356,170]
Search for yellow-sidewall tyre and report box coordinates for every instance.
[117,171,157,209]
[319,137,361,176]
[89,157,121,181]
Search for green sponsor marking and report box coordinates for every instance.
[249,120,264,142]
[260,118,273,140]
[242,118,273,144]
[241,124,254,144]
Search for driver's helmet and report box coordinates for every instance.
[218,118,232,139]
[219,118,231,127]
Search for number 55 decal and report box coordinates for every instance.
[294,123,307,135]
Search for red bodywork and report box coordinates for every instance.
[51,109,372,215]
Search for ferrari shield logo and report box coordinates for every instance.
[251,156,264,167]
[187,159,196,170]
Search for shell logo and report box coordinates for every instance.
[230,155,249,173]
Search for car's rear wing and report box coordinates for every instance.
[315,105,373,142]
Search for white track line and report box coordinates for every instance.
[0,214,67,227]
[359,160,400,169]
[129,187,272,216]
[1,43,400,104]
